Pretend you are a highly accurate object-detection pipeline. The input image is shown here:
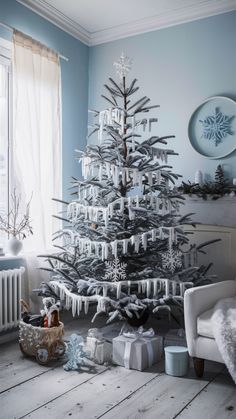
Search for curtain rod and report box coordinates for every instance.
[0,21,69,62]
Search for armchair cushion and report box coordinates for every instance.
[197,308,214,338]
[184,280,236,358]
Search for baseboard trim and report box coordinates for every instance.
[0,328,19,345]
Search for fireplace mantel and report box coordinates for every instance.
[180,195,236,228]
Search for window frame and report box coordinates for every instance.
[0,37,12,242]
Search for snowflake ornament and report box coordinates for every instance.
[105,258,127,282]
[161,249,182,273]
[63,334,87,371]
[199,107,234,146]
[113,53,133,80]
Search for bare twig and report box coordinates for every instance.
[0,189,33,239]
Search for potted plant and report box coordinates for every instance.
[0,189,33,255]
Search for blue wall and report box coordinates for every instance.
[89,12,236,183]
[0,0,89,200]
[0,4,235,190]
[0,4,235,298]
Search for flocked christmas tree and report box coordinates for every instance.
[37,54,218,324]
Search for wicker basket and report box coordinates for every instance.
[19,321,65,365]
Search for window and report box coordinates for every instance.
[13,30,62,251]
[0,32,62,252]
[0,38,12,247]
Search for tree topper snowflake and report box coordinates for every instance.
[113,53,133,80]
[161,249,182,274]
[199,107,234,146]
[105,258,127,282]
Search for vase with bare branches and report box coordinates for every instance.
[0,189,33,255]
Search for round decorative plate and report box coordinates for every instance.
[188,96,236,159]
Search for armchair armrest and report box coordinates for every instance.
[184,280,236,356]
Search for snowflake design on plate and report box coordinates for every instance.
[161,249,182,274]
[104,258,127,282]
[199,107,234,146]
[113,53,133,80]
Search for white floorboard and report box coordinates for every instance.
[177,373,236,419]
[0,360,106,419]
[25,364,163,419]
[0,341,53,393]
[0,314,235,419]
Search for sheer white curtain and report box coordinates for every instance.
[13,30,62,252]
[0,62,9,250]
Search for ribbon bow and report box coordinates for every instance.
[122,326,155,339]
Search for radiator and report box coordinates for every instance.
[0,267,25,332]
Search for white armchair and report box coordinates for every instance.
[184,280,236,377]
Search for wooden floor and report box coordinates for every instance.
[0,313,235,419]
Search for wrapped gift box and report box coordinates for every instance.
[86,329,113,365]
[112,334,163,371]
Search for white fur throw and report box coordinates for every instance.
[212,297,236,384]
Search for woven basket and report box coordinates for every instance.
[19,321,65,365]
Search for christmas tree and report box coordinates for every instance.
[37,54,217,324]
[214,164,230,191]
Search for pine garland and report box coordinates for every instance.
[179,165,235,200]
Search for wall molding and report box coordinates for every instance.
[182,196,236,228]
[184,224,236,281]
[16,0,90,45]
[17,0,236,46]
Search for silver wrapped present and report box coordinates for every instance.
[112,327,163,371]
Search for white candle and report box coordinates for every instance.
[194,170,203,186]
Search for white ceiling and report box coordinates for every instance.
[27,0,210,32]
[17,0,236,45]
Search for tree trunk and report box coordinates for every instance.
[127,308,149,327]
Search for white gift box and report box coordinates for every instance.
[86,336,112,365]
[112,335,163,371]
